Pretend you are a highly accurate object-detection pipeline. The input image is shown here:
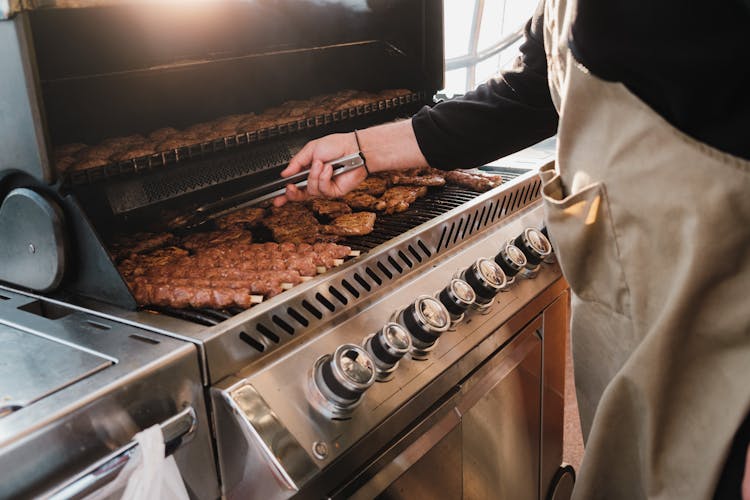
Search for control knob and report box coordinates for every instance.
[310,344,376,418]
[438,278,476,325]
[396,295,450,359]
[461,258,508,312]
[514,227,552,277]
[494,242,527,285]
[363,322,412,381]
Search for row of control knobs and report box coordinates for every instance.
[310,228,552,418]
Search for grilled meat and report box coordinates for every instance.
[261,202,337,244]
[388,168,445,187]
[342,192,387,211]
[324,212,376,236]
[355,176,389,196]
[215,207,267,230]
[109,232,177,260]
[442,169,502,192]
[310,198,352,219]
[380,186,428,214]
[54,89,413,174]
[180,228,252,250]
[131,282,270,309]
[120,242,352,309]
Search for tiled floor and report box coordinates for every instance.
[563,328,585,471]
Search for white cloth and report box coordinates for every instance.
[84,425,190,500]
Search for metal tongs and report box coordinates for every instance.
[247,152,365,206]
[181,152,366,229]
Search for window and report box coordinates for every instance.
[442,0,537,96]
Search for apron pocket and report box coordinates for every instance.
[540,166,630,315]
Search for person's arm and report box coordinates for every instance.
[413,0,556,170]
[276,0,555,205]
[275,120,428,205]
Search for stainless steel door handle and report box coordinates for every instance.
[42,406,197,500]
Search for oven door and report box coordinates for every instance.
[340,317,545,500]
[458,318,543,500]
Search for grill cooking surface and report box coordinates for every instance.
[144,169,523,326]
[68,91,428,187]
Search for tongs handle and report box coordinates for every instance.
[239,152,365,206]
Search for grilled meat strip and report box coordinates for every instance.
[215,207,267,230]
[261,202,339,244]
[388,167,446,187]
[354,176,390,196]
[131,283,267,309]
[310,198,352,219]
[119,242,351,309]
[180,228,252,250]
[441,169,502,192]
[324,212,376,236]
[342,192,387,211]
[110,232,177,260]
[380,186,428,214]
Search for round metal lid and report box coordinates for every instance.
[381,322,411,353]
[449,278,476,306]
[332,344,376,390]
[414,295,450,333]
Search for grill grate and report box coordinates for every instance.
[69,91,429,187]
[143,169,525,324]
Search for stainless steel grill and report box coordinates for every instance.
[0,2,572,498]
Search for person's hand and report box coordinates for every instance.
[273,132,368,206]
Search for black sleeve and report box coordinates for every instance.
[412,1,557,171]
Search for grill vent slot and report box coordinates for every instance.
[287,307,309,327]
[315,293,336,312]
[407,245,422,263]
[272,315,295,335]
[398,251,413,268]
[474,207,484,232]
[387,256,403,274]
[377,261,393,279]
[365,267,382,285]
[256,324,280,343]
[437,227,447,252]
[461,213,471,239]
[341,279,360,298]
[302,300,323,319]
[328,286,348,305]
[239,331,265,352]
[353,273,372,291]
[418,240,432,257]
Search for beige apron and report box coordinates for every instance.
[540,0,750,498]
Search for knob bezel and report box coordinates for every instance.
[309,344,376,419]
[495,242,527,278]
[463,257,507,304]
[439,278,476,318]
[515,228,552,266]
[364,322,412,381]
[398,295,450,360]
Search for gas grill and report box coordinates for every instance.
[0,1,573,498]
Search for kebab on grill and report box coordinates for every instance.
[120,242,353,309]
[110,161,501,310]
